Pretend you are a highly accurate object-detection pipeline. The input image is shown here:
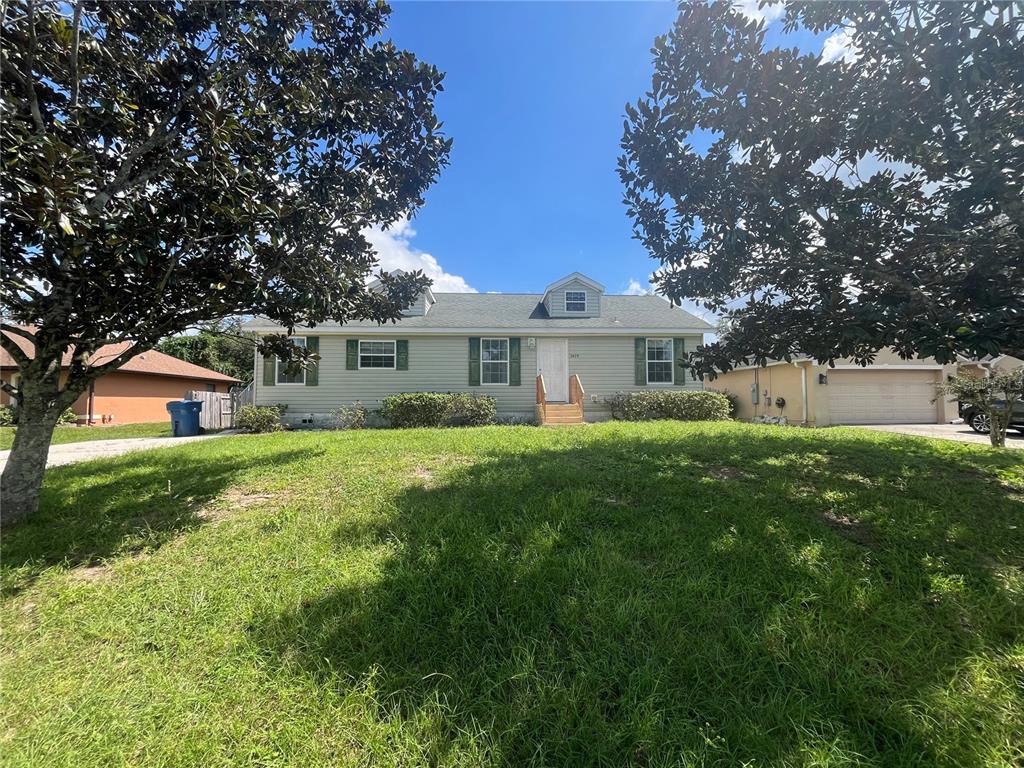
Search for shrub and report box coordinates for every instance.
[236,404,286,433]
[380,392,496,428]
[708,389,740,419]
[448,393,497,427]
[606,390,731,422]
[0,404,15,426]
[331,402,368,430]
[59,407,78,424]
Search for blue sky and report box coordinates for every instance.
[370,2,833,301]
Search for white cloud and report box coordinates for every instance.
[808,151,916,188]
[821,28,859,64]
[623,278,654,296]
[363,217,475,293]
[732,0,784,24]
[624,277,718,334]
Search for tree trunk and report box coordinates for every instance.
[1,386,70,525]
[989,409,1007,448]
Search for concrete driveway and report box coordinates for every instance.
[853,423,1024,448]
[0,431,237,471]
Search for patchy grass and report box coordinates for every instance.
[1,422,1022,767]
[0,421,172,450]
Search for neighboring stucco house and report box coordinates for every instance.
[706,349,962,426]
[1,330,240,424]
[242,272,712,425]
[958,354,1024,378]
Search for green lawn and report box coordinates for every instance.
[2,422,1022,767]
[0,421,171,450]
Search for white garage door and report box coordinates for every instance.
[828,370,939,424]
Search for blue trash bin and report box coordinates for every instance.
[166,400,203,437]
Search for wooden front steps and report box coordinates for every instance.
[539,402,584,425]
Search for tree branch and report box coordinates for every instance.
[69,0,83,110]
[22,0,45,132]
[86,50,230,216]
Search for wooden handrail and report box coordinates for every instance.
[536,374,547,422]
[569,374,585,420]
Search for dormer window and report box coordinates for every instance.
[565,291,586,312]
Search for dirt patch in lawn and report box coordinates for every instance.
[70,563,112,582]
[202,487,292,522]
[821,510,878,548]
[705,465,749,482]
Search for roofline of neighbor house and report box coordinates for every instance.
[0,363,240,383]
[240,325,710,336]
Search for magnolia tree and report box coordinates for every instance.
[0,1,451,522]
[938,368,1024,448]
[620,1,1023,376]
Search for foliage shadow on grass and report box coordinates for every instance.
[2,447,318,595]
[253,430,1024,766]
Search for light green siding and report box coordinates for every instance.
[567,335,704,420]
[255,334,537,422]
[255,333,705,424]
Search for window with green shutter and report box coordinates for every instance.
[305,336,319,386]
[468,337,481,386]
[508,337,521,386]
[673,338,685,385]
[634,338,646,386]
[276,337,307,385]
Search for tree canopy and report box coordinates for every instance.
[0,0,450,520]
[157,319,254,383]
[620,1,1023,376]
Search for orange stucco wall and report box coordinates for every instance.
[1,371,230,424]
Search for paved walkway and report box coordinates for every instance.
[0,431,237,471]
[854,423,1024,448]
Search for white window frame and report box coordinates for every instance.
[480,337,510,386]
[646,337,674,386]
[564,290,587,313]
[276,336,307,386]
[358,339,397,370]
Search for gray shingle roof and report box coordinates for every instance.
[244,293,712,333]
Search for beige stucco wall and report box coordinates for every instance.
[707,361,814,425]
[708,351,959,426]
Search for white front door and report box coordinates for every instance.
[537,338,568,401]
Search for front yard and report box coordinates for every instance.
[2,422,1022,766]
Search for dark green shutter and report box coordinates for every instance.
[262,337,276,387]
[346,339,358,370]
[508,337,521,386]
[673,338,685,385]
[396,340,409,370]
[468,337,481,386]
[634,338,646,386]
[305,336,319,386]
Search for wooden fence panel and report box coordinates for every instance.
[185,391,234,430]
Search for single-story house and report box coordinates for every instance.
[1,330,240,424]
[706,348,962,426]
[958,354,1024,378]
[241,272,712,425]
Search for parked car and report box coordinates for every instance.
[959,401,1024,434]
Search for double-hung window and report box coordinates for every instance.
[646,338,674,384]
[481,338,509,385]
[359,340,396,369]
[565,290,586,312]
[277,337,306,384]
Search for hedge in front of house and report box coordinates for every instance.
[606,390,732,422]
[236,404,287,433]
[380,393,496,428]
